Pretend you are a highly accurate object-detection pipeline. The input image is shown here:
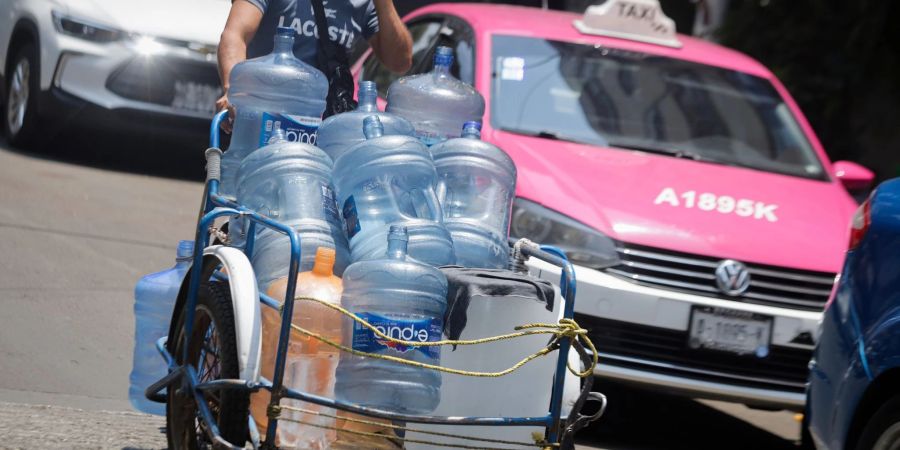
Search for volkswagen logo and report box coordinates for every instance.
[715,259,751,296]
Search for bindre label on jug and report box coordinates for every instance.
[259,112,321,146]
[353,313,442,359]
[342,196,361,239]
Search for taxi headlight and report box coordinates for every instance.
[52,12,123,43]
[509,197,619,268]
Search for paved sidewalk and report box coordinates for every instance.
[0,401,166,449]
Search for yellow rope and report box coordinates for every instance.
[283,296,598,378]
[276,404,551,448]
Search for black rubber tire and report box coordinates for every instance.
[3,41,40,148]
[855,396,900,450]
[166,279,249,449]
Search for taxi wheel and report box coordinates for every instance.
[3,42,40,148]
[856,396,900,450]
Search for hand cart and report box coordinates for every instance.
[146,110,605,449]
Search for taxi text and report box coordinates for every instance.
[653,188,779,222]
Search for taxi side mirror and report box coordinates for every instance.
[833,160,874,191]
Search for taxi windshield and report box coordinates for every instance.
[490,34,827,180]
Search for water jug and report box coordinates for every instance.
[316,80,415,161]
[334,226,448,414]
[332,116,455,266]
[432,122,517,269]
[129,240,194,415]
[405,271,578,449]
[251,247,343,449]
[234,132,349,292]
[386,46,485,146]
[220,27,328,198]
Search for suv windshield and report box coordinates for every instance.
[491,35,826,180]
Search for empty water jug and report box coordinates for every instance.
[235,133,349,292]
[334,226,449,414]
[316,80,415,161]
[432,122,517,269]
[130,240,194,415]
[386,46,485,146]
[220,27,328,198]
[333,116,455,266]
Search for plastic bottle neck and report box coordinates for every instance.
[272,33,295,61]
[363,116,384,139]
[387,239,408,260]
[312,247,336,276]
[433,62,451,77]
[357,82,378,112]
[312,259,334,276]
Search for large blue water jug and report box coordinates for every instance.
[432,122,517,269]
[130,240,194,415]
[235,133,349,292]
[316,80,415,161]
[334,226,448,414]
[386,46,485,146]
[220,27,328,198]
[333,116,455,266]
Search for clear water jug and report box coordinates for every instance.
[334,226,448,414]
[130,240,194,415]
[316,80,415,161]
[220,27,328,198]
[235,133,349,292]
[251,247,343,449]
[332,116,455,266]
[386,46,485,146]
[432,122,517,269]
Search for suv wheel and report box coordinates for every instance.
[4,42,40,148]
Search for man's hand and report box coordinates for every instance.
[370,0,413,73]
[215,93,235,133]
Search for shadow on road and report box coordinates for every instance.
[1,124,212,181]
[575,385,798,450]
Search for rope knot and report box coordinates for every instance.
[267,404,282,419]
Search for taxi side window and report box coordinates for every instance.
[362,17,475,98]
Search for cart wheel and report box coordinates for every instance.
[167,279,249,449]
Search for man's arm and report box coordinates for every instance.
[216,0,263,119]
[368,0,412,74]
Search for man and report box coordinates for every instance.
[216,0,413,130]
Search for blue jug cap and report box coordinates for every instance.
[276,27,294,37]
[176,240,195,259]
[462,121,482,139]
[434,46,454,68]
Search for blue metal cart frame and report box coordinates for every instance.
[148,110,603,449]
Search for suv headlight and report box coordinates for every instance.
[509,198,619,268]
[52,12,123,42]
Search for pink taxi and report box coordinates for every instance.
[353,1,873,410]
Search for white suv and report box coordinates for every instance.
[0,0,230,148]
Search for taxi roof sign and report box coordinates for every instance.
[573,0,682,48]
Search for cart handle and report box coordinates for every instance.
[210,109,229,150]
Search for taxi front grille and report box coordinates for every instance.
[604,243,835,311]
[578,314,810,392]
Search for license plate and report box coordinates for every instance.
[688,306,772,357]
[171,80,220,115]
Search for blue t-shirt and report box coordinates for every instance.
[245,0,379,67]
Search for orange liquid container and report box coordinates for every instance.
[250,247,343,449]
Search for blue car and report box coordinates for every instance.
[808,178,900,450]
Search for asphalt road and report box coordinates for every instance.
[0,130,802,449]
